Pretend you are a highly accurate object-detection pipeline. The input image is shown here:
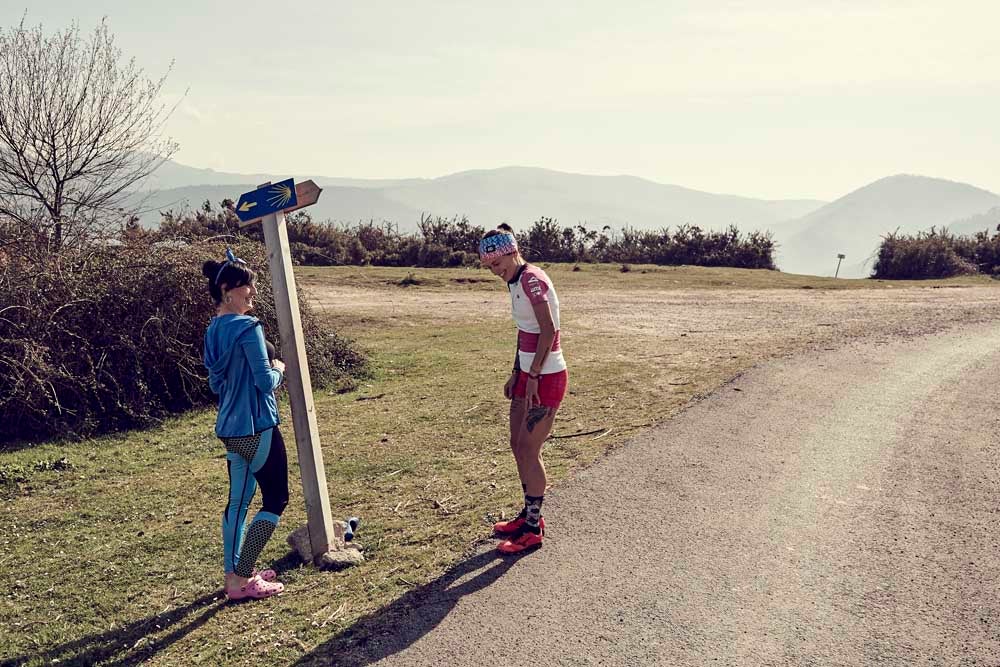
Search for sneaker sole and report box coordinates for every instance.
[492,521,545,538]
[497,540,543,555]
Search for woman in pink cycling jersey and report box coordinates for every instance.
[479,224,568,554]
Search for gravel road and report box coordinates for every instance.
[338,323,1000,666]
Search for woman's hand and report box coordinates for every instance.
[503,371,517,400]
[525,376,540,408]
[272,359,286,373]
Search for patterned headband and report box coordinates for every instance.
[478,232,518,260]
[214,247,248,285]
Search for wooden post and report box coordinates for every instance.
[257,183,338,562]
[835,253,846,278]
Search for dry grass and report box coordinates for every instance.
[297,262,995,293]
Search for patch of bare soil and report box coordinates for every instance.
[308,282,1000,375]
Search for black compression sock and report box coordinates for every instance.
[524,494,544,530]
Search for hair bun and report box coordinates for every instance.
[497,223,514,233]
[202,260,221,280]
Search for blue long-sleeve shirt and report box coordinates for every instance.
[203,314,283,438]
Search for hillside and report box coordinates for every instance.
[773,175,1000,277]
[136,161,824,232]
[945,207,1000,237]
[137,184,425,228]
[138,162,1000,279]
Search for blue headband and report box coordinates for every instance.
[214,247,248,286]
[479,232,518,260]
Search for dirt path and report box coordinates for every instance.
[308,282,1000,371]
[323,323,1000,666]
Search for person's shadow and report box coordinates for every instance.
[5,548,518,667]
[1,591,223,667]
[2,553,303,667]
[293,544,523,667]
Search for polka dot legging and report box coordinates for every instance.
[221,427,289,578]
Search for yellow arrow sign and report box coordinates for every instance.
[236,179,323,227]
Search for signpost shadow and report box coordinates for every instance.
[293,546,525,667]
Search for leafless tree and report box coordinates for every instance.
[0,17,179,251]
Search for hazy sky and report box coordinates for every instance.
[8,1,1000,200]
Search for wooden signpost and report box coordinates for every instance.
[835,253,846,279]
[235,179,339,564]
[283,180,322,215]
[236,179,322,225]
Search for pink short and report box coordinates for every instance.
[513,369,569,408]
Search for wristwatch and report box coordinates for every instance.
[526,371,541,380]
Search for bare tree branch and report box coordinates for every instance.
[0,18,180,250]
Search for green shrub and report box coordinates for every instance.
[0,237,367,445]
[872,228,984,279]
[152,202,777,271]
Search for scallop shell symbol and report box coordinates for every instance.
[267,183,294,209]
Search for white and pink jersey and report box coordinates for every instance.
[508,265,567,375]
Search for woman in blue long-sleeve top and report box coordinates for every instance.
[202,249,288,601]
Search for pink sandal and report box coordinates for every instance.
[226,575,284,601]
[224,569,277,584]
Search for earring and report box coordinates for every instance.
[225,295,233,304]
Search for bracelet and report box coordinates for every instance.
[527,371,541,380]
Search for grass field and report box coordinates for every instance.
[296,262,998,292]
[3,264,998,666]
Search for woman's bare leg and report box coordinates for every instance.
[514,404,556,498]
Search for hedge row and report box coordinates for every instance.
[0,237,366,445]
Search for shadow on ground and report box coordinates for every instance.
[294,544,524,666]
[2,590,224,667]
[2,552,310,667]
[8,541,520,666]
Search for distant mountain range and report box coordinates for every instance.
[138,160,1000,277]
[138,162,825,234]
[772,175,1000,277]
[946,206,1000,237]
[147,159,424,191]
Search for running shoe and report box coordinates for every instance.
[493,512,544,536]
[497,525,543,554]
